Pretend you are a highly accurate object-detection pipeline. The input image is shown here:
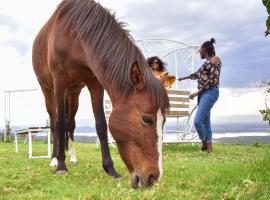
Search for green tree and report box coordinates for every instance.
[4,120,12,142]
[263,0,270,36]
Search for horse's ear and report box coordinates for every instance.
[130,61,145,90]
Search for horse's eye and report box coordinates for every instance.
[142,116,153,125]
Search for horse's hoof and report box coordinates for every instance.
[55,170,68,175]
[114,175,123,180]
[55,160,68,174]
[112,172,122,179]
[70,160,78,165]
[50,158,58,167]
[70,157,78,165]
[106,167,122,179]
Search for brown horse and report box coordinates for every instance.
[32,0,169,188]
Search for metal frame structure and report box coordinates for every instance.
[3,89,39,142]
[15,127,51,159]
[136,38,200,89]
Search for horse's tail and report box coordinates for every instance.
[65,96,69,151]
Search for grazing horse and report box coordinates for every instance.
[32,0,169,188]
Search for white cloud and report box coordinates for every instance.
[213,87,266,117]
[0,0,269,90]
[0,0,269,127]
[0,0,60,30]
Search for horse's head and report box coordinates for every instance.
[109,62,169,188]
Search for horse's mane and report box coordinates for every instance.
[54,0,169,110]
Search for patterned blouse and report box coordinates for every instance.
[190,61,221,91]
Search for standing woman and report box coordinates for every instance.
[178,38,221,153]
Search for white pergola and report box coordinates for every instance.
[136,39,200,89]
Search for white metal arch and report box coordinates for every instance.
[136,39,200,89]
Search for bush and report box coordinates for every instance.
[0,131,3,141]
[260,80,270,126]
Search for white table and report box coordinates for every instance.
[15,127,51,159]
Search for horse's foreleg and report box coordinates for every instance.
[87,81,122,179]
[54,80,68,174]
[40,86,58,167]
[67,90,81,164]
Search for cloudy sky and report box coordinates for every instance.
[0,0,269,126]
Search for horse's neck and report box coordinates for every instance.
[82,44,110,89]
[105,86,124,106]
[81,43,128,105]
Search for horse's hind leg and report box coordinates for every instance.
[40,86,58,167]
[87,81,122,179]
[67,90,81,165]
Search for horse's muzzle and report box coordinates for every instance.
[130,171,159,188]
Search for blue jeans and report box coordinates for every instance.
[194,86,219,143]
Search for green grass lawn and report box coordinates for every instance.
[0,141,270,200]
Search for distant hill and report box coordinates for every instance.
[165,114,269,133]
[75,126,96,133]
[2,114,269,134]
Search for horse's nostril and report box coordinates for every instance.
[148,174,157,187]
[131,174,139,189]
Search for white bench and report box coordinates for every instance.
[164,89,198,143]
[15,127,51,158]
[96,101,116,148]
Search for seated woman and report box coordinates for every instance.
[147,56,176,89]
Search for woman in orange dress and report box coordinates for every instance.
[147,56,176,89]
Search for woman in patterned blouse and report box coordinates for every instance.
[178,38,221,153]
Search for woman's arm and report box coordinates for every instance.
[178,75,191,81]
[178,67,201,81]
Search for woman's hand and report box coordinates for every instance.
[160,72,169,78]
[178,77,184,81]
[189,88,203,99]
[189,92,199,99]
[178,76,190,81]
